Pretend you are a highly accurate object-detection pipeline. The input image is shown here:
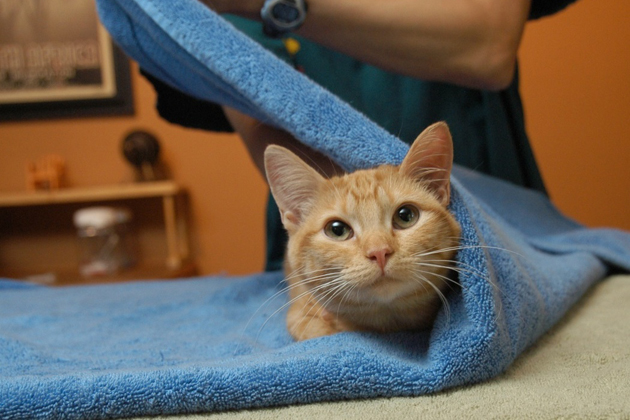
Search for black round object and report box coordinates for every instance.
[121,130,160,168]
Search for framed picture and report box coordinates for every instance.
[0,0,133,121]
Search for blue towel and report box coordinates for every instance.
[1,0,629,418]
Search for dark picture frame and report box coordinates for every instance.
[0,0,134,121]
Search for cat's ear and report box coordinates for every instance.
[264,145,325,230]
[400,122,453,206]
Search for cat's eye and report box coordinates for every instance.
[393,205,419,229]
[324,220,353,241]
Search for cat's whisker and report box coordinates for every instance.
[336,282,360,317]
[254,269,341,313]
[413,265,460,290]
[300,278,349,335]
[413,244,521,260]
[309,280,359,334]
[310,278,349,311]
[417,260,481,280]
[284,266,343,283]
[439,262,490,283]
[246,269,343,337]
[416,258,502,295]
[292,275,345,303]
[329,280,356,310]
[410,271,451,324]
[439,255,506,324]
[412,243,523,294]
[289,272,345,293]
[409,274,432,296]
[254,283,330,340]
[306,282,344,312]
[412,267,499,328]
[281,273,342,302]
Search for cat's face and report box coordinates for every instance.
[284,165,459,303]
[265,122,460,312]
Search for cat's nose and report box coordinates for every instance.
[367,246,393,273]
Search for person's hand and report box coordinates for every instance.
[222,107,344,180]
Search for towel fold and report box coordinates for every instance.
[1,1,629,418]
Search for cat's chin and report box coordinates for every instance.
[358,273,415,303]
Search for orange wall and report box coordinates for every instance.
[0,0,628,278]
[520,0,630,230]
[0,62,269,276]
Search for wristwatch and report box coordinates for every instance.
[261,0,307,38]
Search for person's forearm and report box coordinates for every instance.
[203,0,530,90]
[299,0,530,90]
[223,107,343,179]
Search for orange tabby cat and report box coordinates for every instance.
[264,122,461,341]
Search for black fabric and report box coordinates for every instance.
[529,0,579,20]
[140,70,234,133]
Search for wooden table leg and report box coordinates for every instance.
[176,193,190,261]
[162,194,181,269]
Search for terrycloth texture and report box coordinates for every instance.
[130,275,630,420]
[2,1,629,418]
[97,0,409,172]
[2,176,630,420]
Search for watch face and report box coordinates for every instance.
[262,0,306,36]
[272,2,300,24]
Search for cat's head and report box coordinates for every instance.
[264,122,461,305]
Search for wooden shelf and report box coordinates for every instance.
[0,181,181,207]
[3,261,198,287]
[0,181,194,282]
